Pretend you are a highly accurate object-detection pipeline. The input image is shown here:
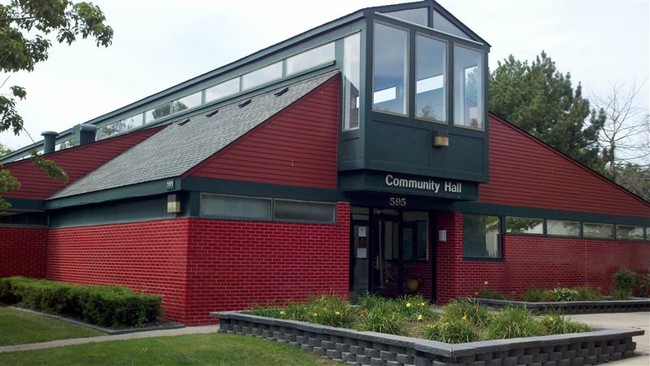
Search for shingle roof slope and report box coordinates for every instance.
[50,72,337,199]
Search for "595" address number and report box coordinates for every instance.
[389,197,407,207]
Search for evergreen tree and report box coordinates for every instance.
[489,51,606,172]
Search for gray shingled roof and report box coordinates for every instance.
[50,72,337,199]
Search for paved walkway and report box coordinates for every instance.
[1,312,648,365]
[0,325,220,353]
[570,312,649,366]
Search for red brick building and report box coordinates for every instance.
[2,1,648,325]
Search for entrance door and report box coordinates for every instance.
[350,207,432,299]
[370,215,403,296]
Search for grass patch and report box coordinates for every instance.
[0,334,339,366]
[0,307,103,346]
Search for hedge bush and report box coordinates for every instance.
[0,277,161,327]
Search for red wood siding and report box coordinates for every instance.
[188,77,340,189]
[479,115,650,217]
[435,212,650,303]
[0,227,48,278]
[4,128,162,200]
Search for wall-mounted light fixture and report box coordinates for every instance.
[167,194,181,214]
[433,130,449,148]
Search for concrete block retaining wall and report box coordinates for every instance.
[475,298,650,314]
[212,311,643,366]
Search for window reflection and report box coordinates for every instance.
[286,43,335,76]
[343,33,361,130]
[373,22,408,115]
[205,78,240,103]
[174,91,202,112]
[454,45,483,129]
[416,34,446,122]
[383,8,429,27]
[242,62,282,90]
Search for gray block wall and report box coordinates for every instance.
[212,312,643,366]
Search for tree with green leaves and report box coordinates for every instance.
[0,0,113,210]
[489,51,606,172]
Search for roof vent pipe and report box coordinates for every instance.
[41,131,58,154]
[78,124,97,145]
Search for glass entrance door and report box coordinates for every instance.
[371,216,403,296]
[350,207,431,299]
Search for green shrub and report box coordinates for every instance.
[522,287,603,302]
[422,314,479,343]
[633,272,650,298]
[612,288,632,300]
[484,306,544,339]
[0,277,161,327]
[614,268,636,298]
[573,287,603,301]
[522,288,551,302]
[551,287,580,302]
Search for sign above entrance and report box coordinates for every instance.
[385,174,463,194]
[340,171,478,201]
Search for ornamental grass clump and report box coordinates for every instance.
[422,313,479,343]
[443,299,493,328]
[484,306,545,339]
[246,294,591,343]
[540,311,591,335]
[355,294,406,334]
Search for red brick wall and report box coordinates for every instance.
[47,220,190,323]
[0,227,48,278]
[435,212,650,302]
[183,202,351,324]
[45,202,350,325]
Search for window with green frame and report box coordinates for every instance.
[463,214,501,259]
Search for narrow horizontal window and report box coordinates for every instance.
[174,91,202,113]
[583,222,614,239]
[242,62,282,91]
[547,219,580,237]
[145,102,172,124]
[616,225,644,240]
[506,217,543,235]
[285,43,335,76]
[273,199,336,224]
[205,77,240,103]
[200,194,271,220]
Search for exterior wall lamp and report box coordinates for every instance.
[167,194,181,213]
[433,130,449,148]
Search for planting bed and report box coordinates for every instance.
[212,311,643,366]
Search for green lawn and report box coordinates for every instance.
[0,306,338,365]
[0,333,339,366]
[0,307,103,346]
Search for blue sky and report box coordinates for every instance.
[1,0,648,154]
